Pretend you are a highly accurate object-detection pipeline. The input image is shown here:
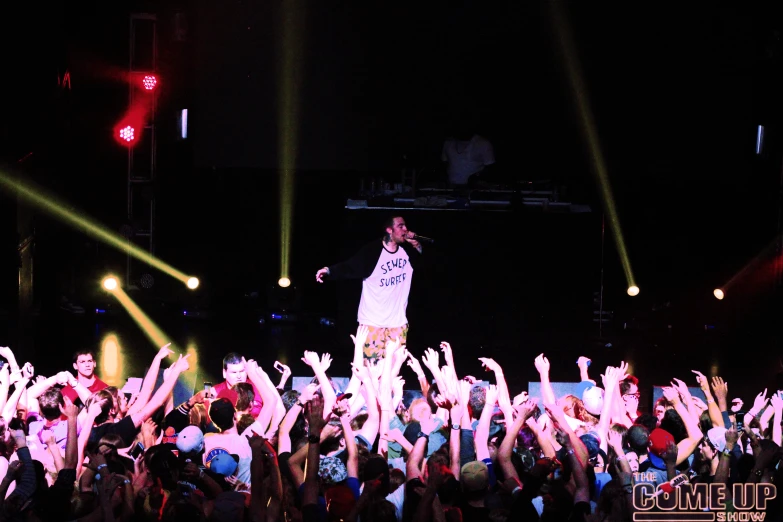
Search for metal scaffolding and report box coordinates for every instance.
[126,14,158,288]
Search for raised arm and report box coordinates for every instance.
[127,343,173,417]
[129,354,190,428]
[661,386,702,465]
[479,357,514,426]
[302,351,336,417]
[534,354,557,407]
[691,370,724,428]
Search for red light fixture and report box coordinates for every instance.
[119,125,136,143]
[142,74,158,91]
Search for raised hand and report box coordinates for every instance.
[513,391,529,406]
[170,353,191,374]
[606,429,623,451]
[691,370,709,391]
[440,342,455,368]
[156,343,174,360]
[421,348,440,371]
[711,376,729,403]
[350,325,369,350]
[662,386,680,404]
[315,267,329,283]
[319,353,333,373]
[301,351,321,368]
[306,395,326,436]
[485,385,499,407]
[60,396,78,418]
[478,357,502,374]
[55,371,72,386]
[690,396,708,413]
[534,353,550,375]
[21,362,34,380]
[406,354,424,376]
[350,362,370,382]
[671,378,690,399]
[381,428,405,444]
[577,356,591,368]
[731,398,744,413]
[385,337,401,360]
[770,391,783,412]
[752,389,769,413]
[515,397,538,421]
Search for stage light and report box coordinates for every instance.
[103,276,119,291]
[713,288,725,300]
[119,125,136,143]
[142,74,158,91]
[186,277,200,290]
[627,286,640,297]
[278,277,291,288]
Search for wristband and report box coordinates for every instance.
[706,398,715,404]
[308,434,320,444]
[296,400,306,408]
[566,449,575,456]
[123,479,131,485]
[97,464,107,471]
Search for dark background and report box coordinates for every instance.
[0,1,781,407]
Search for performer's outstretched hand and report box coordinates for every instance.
[315,267,329,283]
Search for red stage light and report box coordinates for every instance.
[142,75,158,91]
[119,125,136,143]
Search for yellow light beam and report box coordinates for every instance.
[100,334,124,386]
[0,170,191,283]
[550,4,636,288]
[278,0,305,281]
[111,287,169,348]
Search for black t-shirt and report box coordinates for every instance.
[87,416,140,452]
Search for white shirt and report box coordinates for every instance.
[441,134,495,185]
[357,244,413,328]
[203,432,253,484]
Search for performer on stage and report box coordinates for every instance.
[315,216,422,363]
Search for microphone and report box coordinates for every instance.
[652,474,689,497]
[409,234,435,244]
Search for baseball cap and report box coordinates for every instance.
[336,392,353,402]
[460,461,489,493]
[319,455,348,485]
[209,452,239,476]
[210,398,237,432]
[706,427,727,453]
[217,389,239,407]
[582,386,604,416]
[648,428,675,469]
[176,425,205,453]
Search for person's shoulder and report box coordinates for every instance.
[91,377,109,391]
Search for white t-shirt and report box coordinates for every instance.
[357,244,413,328]
[441,134,495,185]
[203,432,253,484]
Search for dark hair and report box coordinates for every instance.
[619,376,639,396]
[233,382,255,412]
[222,352,243,369]
[469,386,487,419]
[635,413,658,433]
[660,409,687,443]
[281,390,301,411]
[72,350,95,364]
[626,425,650,455]
[383,216,403,231]
[39,387,64,422]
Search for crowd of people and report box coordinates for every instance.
[0,332,779,522]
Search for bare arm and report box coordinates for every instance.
[129,355,190,428]
[128,344,173,417]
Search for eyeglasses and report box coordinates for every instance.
[622,393,641,401]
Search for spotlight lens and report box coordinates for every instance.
[187,277,200,290]
[103,277,118,291]
[627,285,640,297]
[713,288,724,300]
[278,277,291,288]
